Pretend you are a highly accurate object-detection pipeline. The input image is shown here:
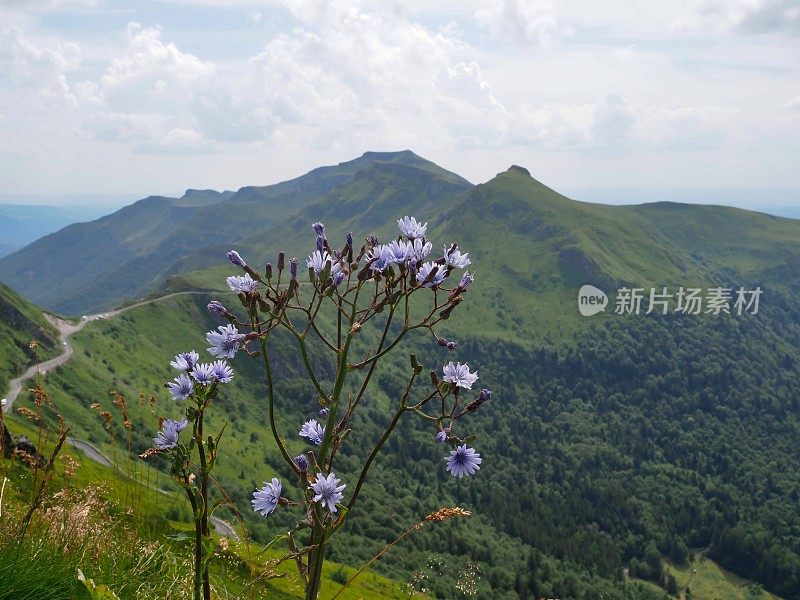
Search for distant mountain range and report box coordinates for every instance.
[0,204,115,258]
[3,151,800,598]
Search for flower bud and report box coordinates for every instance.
[265,262,273,280]
[207,300,232,318]
[312,222,325,238]
[316,235,325,253]
[290,257,298,281]
[278,252,285,272]
[227,250,246,268]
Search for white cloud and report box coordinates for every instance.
[511,94,735,151]
[474,0,569,48]
[681,0,800,36]
[786,94,800,111]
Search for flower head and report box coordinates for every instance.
[211,360,234,383]
[345,231,353,250]
[154,418,188,450]
[191,363,216,385]
[294,454,309,472]
[397,216,428,239]
[310,472,346,513]
[331,271,346,288]
[170,351,199,372]
[445,445,482,478]
[444,245,471,269]
[436,430,448,443]
[306,250,341,276]
[252,478,282,516]
[442,362,478,389]
[369,245,396,273]
[299,419,325,445]
[387,240,413,263]
[416,262,446,288]
[319,407,330,417]
[410,238,433,261]
[167,373,194,400]
[206,324,244,359]
[227,250,247,268]
[312,222,326,238]
[227,273,258,294]
[459,271,474,290]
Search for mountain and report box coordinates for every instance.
[0,203,113,258]
[0,151,470,315]
[6,154,800,599]
[0,282,58,393]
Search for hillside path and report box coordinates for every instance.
[2,291,217,413]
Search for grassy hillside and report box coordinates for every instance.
[0,282,58,393]
[0,417,425,599]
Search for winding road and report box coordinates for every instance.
[2,289,240,540]
[2,291,217,413]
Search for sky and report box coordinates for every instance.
[0,0,798,208]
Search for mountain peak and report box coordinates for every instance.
[505,165,531,177]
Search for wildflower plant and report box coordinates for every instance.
[145,216,492,600]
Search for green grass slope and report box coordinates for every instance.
[0,282,58,393]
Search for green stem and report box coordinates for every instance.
[259,335,297,471]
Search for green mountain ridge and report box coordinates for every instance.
[0,151,469,314]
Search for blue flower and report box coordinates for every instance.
[442,362,479,389]
[191,363,216,385]
[206,324,244,359]
[294,454,309,472]
[345,232,353,250]
[316,235,325,253]
[310,472,346,513]
[331,271,346,288]
[369,245,396,273]
[299,419,325,445]
[445,445,482,478]
[211,360,234,383]
[226,274,258,293]
[436,429,448,443]
[252,478,282,516]
[227,250,247,268]
[167,373,194,400]
[207,300,231,318]
[154,418,188,449]
[410,238,432,260]
[319,407,329,417]
[170,351,199,372]
[459,271,474,290]
[397,216,427,240]
[312,222,326,238]
[306,250,341,276]
[416,262,445,288]
[444,244,471,269]
[387,240,413,263]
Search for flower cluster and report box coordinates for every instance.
[153,418,188,450]
[165,351,235,401]
[199,216,493,597]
